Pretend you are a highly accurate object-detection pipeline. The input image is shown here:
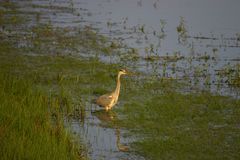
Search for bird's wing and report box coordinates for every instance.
[96,93,113,107]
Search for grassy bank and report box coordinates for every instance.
[0,72,84,159]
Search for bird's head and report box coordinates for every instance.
[119,69,128,75]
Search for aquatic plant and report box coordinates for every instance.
[177,17,188,45]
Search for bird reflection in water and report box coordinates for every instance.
[91,110,129,152]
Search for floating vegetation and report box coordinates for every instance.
[217,64,240,87]
[177,17,188,45]
[144,52,184,62]
[30,3,75,13]
[158,19,167,39]
[0,1,24,25]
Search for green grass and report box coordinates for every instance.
[0,71,85,160]
[0,21,93,159]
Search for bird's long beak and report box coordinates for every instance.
[126,71,137,76]
[125,70,131,75]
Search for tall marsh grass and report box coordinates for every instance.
[0,72,84,160]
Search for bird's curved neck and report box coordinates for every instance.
[114,73,121,96]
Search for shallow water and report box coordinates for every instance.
[16,0,240,57]
[15,0,240,97]
[70,0,240,60]
[67,104,145,160]
[71,0,240,97]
